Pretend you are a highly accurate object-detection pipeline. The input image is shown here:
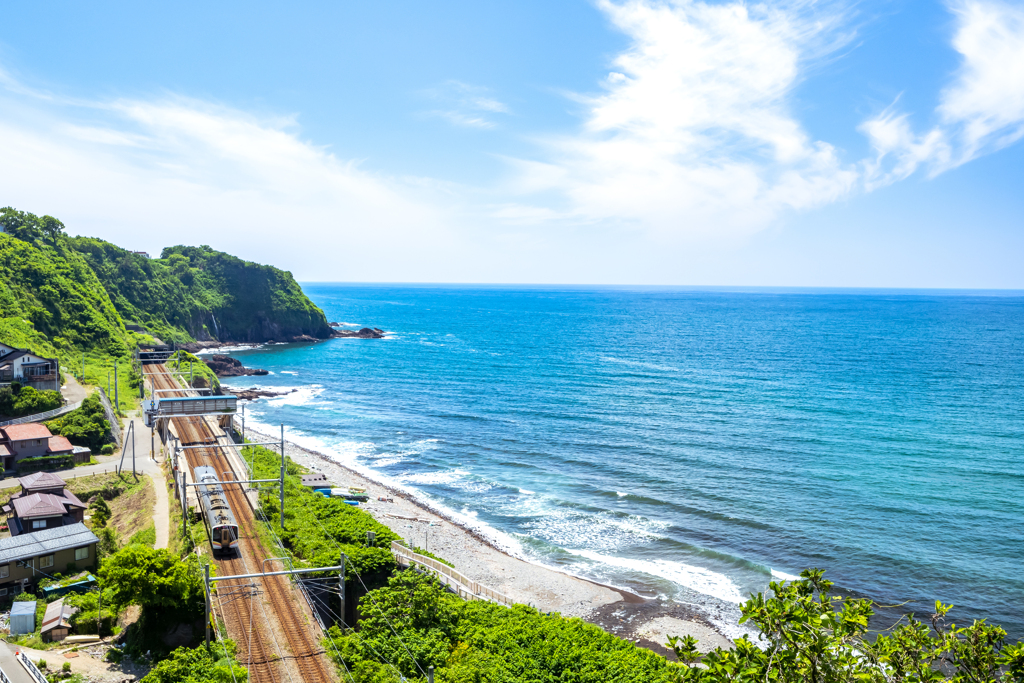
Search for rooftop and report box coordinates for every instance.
[20,471,67,491]
[42,598,77,632]
[0,523,99,564]
[3,423,53,441]
[48,435,74,453]
[12,493,69,519]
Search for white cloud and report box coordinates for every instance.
[861,0,1024,184]
[502,0,860,237]
[422,80,510,129]
[0,92,466,279]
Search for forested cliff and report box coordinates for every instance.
[0,207,331,354]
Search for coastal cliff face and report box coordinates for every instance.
[0,206,333,352]
[71,240,333,344]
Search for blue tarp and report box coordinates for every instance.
[42,574,97,598]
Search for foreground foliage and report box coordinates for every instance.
[139,642,248,683]
[327,571,678,683]
[668,569,1024,683]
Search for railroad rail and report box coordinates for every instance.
[146,365,335,683]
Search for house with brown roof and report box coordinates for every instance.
[0,423,74,470]
[1,472,86,536]
[20,471,70,495]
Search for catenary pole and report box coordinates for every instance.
[339,553,346,626]
[280,423,285,529]
[204,563,211,652]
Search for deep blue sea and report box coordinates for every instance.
[216,285,1024,639]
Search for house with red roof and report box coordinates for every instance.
[0,423,74,470]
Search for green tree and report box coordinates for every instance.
[39,215,65,246]
[667,569,1024,683]
[99,546,205,618]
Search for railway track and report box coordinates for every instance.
[147,365,335,683]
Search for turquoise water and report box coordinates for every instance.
[218,286,1024,637]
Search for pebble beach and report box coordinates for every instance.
[244,425,735,657]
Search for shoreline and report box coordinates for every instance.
[243,424,735,657]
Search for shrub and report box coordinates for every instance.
[0,385,62,418]
[17,454,73,473]
[62,662,71,673]
[36,658,46,670]
[45,394,111,452]
[139,642,247,683]
[100,443,115,455]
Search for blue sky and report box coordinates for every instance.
[1,0,1022,287]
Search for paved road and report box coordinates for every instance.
[0,641,36,683]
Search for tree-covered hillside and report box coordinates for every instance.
[0,211,130,357]
[1,207,332,349]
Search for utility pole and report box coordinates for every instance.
[279,423,285,529]
[428,666,435,683]
[132,422,136,477]
[339,553,346,626]
[113,361,119,416]
[204,563,211,652]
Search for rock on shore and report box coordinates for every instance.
[205,355,270,378]
[331,325,385,338]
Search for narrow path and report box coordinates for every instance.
[60,373,90,404]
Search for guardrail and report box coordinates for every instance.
[391,541,513,607]
[0,399,82,427]
[15,651,47,683]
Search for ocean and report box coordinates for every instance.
[216,285,1024,639]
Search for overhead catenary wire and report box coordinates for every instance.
[245,443,412,682]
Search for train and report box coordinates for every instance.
[194,465,239,556]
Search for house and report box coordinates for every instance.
[20,471,72,496]
[0,523,99,597]
[0,347,61,392]
[0,423,74,470]
[1,472,87,536]
[41,597,78,642]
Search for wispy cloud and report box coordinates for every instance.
[861,0,1024,185]
[422,80,510,129]
[0,90,466,279]
[501,0,860,237]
